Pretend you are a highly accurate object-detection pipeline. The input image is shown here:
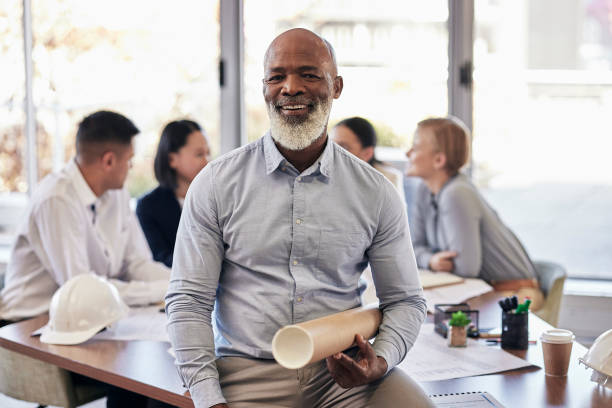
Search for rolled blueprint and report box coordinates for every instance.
[271,304,382,369]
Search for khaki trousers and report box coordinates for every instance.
[217,355,434,408]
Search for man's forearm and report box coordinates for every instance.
[372,294,427,371]
[166,292,225,407]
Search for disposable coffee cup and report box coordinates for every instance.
[540,329,574,377]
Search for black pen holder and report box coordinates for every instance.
[501,311,528,350]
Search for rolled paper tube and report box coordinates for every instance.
[272,304,382,369]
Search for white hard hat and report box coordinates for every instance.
[579,329,612,389]
[40,274,129,345]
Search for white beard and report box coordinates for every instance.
[267,98,331,151]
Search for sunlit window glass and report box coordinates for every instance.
[0,1,26,194]
[473,0,612,279]
[244,0,449,149]
[30,0,220,197]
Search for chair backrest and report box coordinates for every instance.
[0,347,105,407]
[533,260,567,327]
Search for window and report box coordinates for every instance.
[473,0,612,279]
[244,0,449,149]
[0,0,26,194]
[30,0,220,197]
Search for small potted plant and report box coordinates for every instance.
[448,311,471,347]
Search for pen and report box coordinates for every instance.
[478,332,501,339]
[498,296,519,312]
[510,295,518,310]
[515,298,532,314]
[486,339,536,345]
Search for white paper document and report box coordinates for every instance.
[423,278,493,313]
[429,392,505,407]
[398,324,535,382]
[94,305,169,343]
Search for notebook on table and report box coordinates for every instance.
[429,391,504,407]
[420,269,464,289]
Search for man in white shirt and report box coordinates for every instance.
[0,110,170,324]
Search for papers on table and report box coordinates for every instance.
[429,392,505,407]
[94,305,169,343]
[398,324,535,382]
[420,269,464,289]
[362,267,491,311]
[424,278,493,313]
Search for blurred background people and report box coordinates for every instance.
[136,120,209,267]
[406,116,543,310]
[332,117,405,202]
[0,110,170,325]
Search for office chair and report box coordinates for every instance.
[0,265,5,290]
[0,347,106,408]
[533,260,567,327]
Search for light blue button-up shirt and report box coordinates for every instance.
[166,133,426,407]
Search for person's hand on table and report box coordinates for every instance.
[325,334,388,388]
[429,251,457,272]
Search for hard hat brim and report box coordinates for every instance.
[39,322,108,345]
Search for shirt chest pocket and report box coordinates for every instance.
[315,230,367,287]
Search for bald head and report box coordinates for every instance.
[264,28,338,77]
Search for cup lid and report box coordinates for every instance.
[540,329,574,344]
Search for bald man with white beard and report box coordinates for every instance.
[165,28,433,408]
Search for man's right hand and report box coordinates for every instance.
[429,251,457,272]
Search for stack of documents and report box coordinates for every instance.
[398,324,534,382]
[420,269,464,289]
[423,278,493,313]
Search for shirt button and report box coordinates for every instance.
[296,219,302,225]
[297,176,302,182]
[297,297,303,302]
[293,260,298,265]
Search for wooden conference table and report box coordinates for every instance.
[0,291,610,408]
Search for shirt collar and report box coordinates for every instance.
[66,158,98,208]
[318,137,334,178]
[432,173,461,204]
[262,131,335,178]
[263,132,287,175]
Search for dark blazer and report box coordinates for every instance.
[136,186,181,267]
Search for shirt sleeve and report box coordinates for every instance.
[438,185,482,278]
[165,165,227,408]
[136,198,174,267]
[367,181,427,371]
[409,184,435,269]
[114,196,170,306]
[34,194,169,307]
[33,196,93,284]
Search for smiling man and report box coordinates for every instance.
[165,29,432,408]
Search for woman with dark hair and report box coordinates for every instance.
[136,120,209,267]
[331,117,405,199]
[406,116,543,309]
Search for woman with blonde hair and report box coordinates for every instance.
[406,116,543,309]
